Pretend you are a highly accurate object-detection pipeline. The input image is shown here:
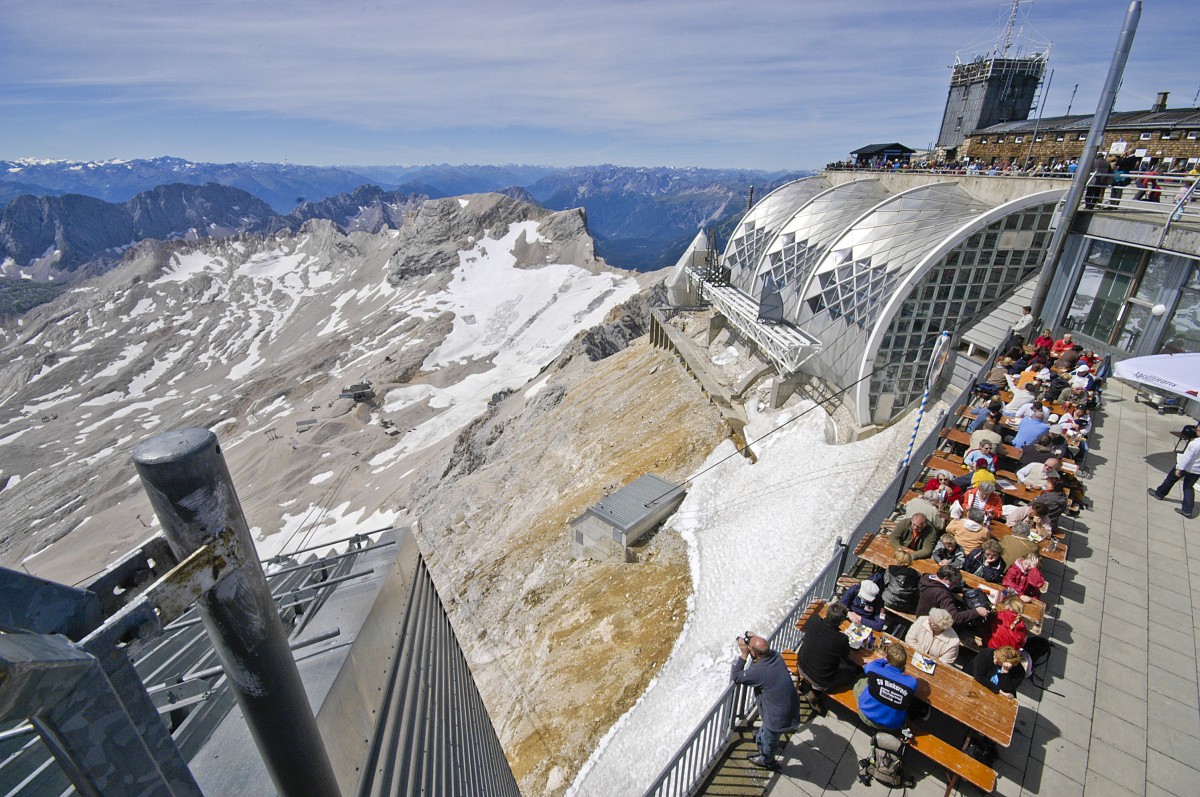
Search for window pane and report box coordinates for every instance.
[1065,265,1132,339]
[1115,302,1151,351]
[1161,266,1200,353]
[1131,252,1174,302]
[1085,239,1114,268]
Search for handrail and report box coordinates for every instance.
[642,342,1004,796]
[1080,170,1200,226]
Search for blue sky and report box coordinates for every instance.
[0,0,1192,170]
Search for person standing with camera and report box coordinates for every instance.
[1149,424,1200,519]
[732,633,802,770]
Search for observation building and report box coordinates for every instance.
[667,173,1063,431]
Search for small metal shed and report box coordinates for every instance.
[570,474,686,562]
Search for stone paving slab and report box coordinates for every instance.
[761,381,1200,796]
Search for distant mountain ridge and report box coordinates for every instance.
[1,157,377,214]
[0,182,431,282]
[0,158,809,281]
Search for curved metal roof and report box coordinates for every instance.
[724,177,830,290]
[708,175,1067,426]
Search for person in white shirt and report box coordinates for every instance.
[1010,306,1034,342]
[1018,458,1061,489]
[1004,384,1042,415]
[905,607,961,665]
[1149,425,1200,518]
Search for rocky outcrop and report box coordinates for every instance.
[554,285,663,367]
[0,194,135,272]
[0,184,281,276]
[385,193,556,281]
[288,184,425,234]
[125,182,280,241]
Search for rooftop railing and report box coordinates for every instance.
[1081,170,1200,226]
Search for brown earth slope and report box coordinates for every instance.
[406,336,729,794]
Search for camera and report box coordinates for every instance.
[742,632,752,646]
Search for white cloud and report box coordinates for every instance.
[0,0,1194,168]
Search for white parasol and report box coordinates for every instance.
[1112,352,1200,401]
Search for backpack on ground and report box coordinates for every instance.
[1022,636,1053,689]
[857,730,915,789]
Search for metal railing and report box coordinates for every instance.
[826,164,1074,178]
[1081,170,1200,224]
[642,341,1001,797]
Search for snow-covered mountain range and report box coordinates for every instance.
[0,158,808,277]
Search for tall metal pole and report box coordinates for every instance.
[1028,1,1141,325]
[1025,68,1053,169]
[133,429,340,797]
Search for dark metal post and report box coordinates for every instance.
[834,536,849,575]
[133,429,340,797]
[1028,0,1141,323]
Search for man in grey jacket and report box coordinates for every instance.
[732,634,802,770]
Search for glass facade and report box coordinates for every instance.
[867,202,1056,421]
[1063,240,1197,353]
[725,178,831,289]
[1063,241,1141,342]
[1161,264,1200,353]
[707,173,1065,426]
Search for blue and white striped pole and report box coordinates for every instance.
[902,331,952,470]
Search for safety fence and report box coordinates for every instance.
[1081,170,1200,224]
[642,340,1004,797]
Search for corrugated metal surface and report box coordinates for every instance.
[0,549,349,796]
[585,474,685,534]
[319,533,520,797]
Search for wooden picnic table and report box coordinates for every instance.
[855,533,1045,633]
[924,453,1042,503]
[795,600,1017,747]
[994,390,1073,414]
[899,492,1069,563]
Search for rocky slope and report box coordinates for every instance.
[0,184,280,278]
[0,191,741,795]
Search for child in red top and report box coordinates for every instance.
[1003,553,1047,599]
[986,595,1030,650]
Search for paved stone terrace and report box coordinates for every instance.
[753,380,1200,797]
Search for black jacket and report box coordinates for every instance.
[797,614,851,689]
[915,573,978,628]
[881,565,920,613]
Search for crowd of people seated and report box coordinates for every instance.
[733,320,1104,780]
[873,332,1094,706]
[757,326,1104,778]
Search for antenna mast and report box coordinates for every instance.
[1001,0,1022,57]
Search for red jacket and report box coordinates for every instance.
[923,478,962,504]
[986,610,1029,650]
[1003,562,1046,598]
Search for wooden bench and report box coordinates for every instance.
[781,650,997,794]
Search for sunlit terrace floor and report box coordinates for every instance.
[738,380,1200,797]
